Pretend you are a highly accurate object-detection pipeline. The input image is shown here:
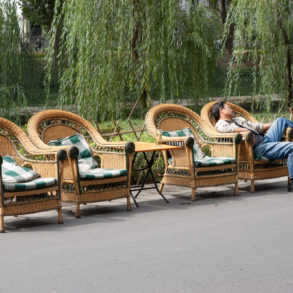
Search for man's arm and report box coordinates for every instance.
[233,127,250,133]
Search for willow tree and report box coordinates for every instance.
[224,0,293,113]
[0,0,27,119]
[46,0,218,121]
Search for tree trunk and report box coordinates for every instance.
[276,11,293,114]
[132,22,139,61]
[218,0,234,59]
[132,0,147,108]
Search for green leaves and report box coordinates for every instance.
[47,0,218,121]
[0,1,27,120]
[20,0,58,30]
[225,0,293,112]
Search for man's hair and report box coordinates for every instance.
[211,100,226,121]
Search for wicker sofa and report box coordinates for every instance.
[27,109,135,217]
[0,117,65,232]
[145,104,242,200]
[201,101,292,192]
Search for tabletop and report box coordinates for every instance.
[134,141,183,153]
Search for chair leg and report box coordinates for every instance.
[75,203,81,218]
[250,180,255,193]
[126,195,132,211]
[0,215,4,233]
[57,206,63,224]
[191,187,196,201]
[159,183,165,193]
[234,181,239,196]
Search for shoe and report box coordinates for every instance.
[288,179,293,192]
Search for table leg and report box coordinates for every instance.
[131,151,169,204]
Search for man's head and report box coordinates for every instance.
[212,100,234,121]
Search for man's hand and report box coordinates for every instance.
[262,123,271,132]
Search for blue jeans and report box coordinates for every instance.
[254,117,293,178]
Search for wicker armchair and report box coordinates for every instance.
[145,104,242,200]
[201,101,291,192]
[0,117,65,232]
[27,109,135,218]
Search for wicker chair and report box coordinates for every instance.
[201,101,292,192]
[0,117,65,232]
[27,109,135,218]
[145,104,242,200]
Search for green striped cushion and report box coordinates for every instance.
[48,133,98,172]
[161,127,205,160]
[49,134,127,179]
[80,168,127,180]
[4,177,57,191]
[254,154,270,161]
[195,156,235,167]
[162,128,235,167]
[2,156,40,183]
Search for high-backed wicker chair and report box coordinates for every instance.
[27,109,135,218]
[0,117,65,232]
[145,104,242,200]
[201,101,291,192]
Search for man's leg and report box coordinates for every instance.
[258,141,293,179]
[264,117,293,142]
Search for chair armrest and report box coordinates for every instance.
[159,136,194,149]
[25,149,67,178]
[92,141,135,154]
[91,142,135,170]
[0,156,3,189]
[203,133,242,159]
[202,130,243,145]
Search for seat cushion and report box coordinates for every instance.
[4,177,57,191]
[195,156,236,167]
[2,156,40,183]
[48,133,98,171]
[161,127,205,160]
[79,168,127,180]
[254,154,270,161]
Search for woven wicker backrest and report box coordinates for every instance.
[0,117,55,168]
[28,109,107,148]
[201,101,258,127]
[146,104,207,146]
[159,117,192,131]
[42,124,79,143]
[0,135,22,165]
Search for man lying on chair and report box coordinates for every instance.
[212,100,293,192]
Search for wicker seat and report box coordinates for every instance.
[27,109,135,217]
[201,101,291,192]
[145,104,241,200]
[0,117,65,232]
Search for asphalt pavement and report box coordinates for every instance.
[1,177,293,293]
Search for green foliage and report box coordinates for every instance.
[0,1,56,121]
[20,0,59,30]
[46,0,218,121]
[224,0,293,111]
[0,1,27,120]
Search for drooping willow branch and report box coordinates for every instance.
[46,0,218,121]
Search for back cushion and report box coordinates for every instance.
[161,127,205,160]
[48,133,98,172]
[2,156,40,183]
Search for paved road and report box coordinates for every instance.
[1,177,293,293]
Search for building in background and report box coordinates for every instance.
[15,0,43,50]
